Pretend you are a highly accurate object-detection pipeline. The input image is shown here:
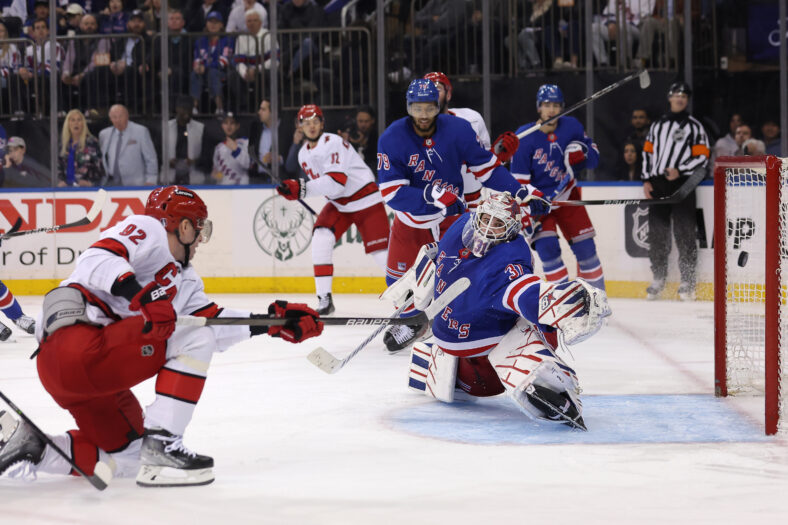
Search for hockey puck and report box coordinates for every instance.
[738,251,749,267]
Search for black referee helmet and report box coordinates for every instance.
[668,81,692,98]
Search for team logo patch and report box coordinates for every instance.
[253,195,315,261]
[672,128,686,142]
[141,344,154,357]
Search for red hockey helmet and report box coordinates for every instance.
[145,186,211,242]
[297,104,324,123]
[424,72,452,95]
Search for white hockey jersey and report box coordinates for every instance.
[449,107,492,205]
[298,132,383,213]
[35,214,250,351]
[212,137,251,185]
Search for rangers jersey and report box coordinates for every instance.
[377,114,519,229]
[299,132,382,213]
[511,116,599,200]
[430,214,547,357]
[38,214,250,351]
[212,137,251,185]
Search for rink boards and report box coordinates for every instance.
[0,183,719,298]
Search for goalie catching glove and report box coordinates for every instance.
[380,243,438,312]
[537,278,611,345]
[276,179,306,201]
[491,131,520,163]
[250,301,324,343]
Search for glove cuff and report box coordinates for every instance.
[250,313,270,337]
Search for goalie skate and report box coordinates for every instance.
[136,429,214,487]
[525,384,587,431]
[0,322,11,342]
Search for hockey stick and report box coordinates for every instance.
[0,189,107,240]
[516,69,651,140]
[177,314,427,327]
[0,390,113,490]
[551,167,705,207]
[250,145,317,216]
[306,277,471,374]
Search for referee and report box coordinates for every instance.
[641,82,709,301]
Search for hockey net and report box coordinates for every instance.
[714,155,787,435]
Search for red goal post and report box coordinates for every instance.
[714,155,786,435]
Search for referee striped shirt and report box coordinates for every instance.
[641,112,710,180]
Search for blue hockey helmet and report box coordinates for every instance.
[536,84,564,110]
[406,78,439,105]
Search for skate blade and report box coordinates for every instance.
[136,465,215,487]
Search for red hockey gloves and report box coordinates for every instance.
[276,179,306,201]
[515,187,551,218]
[261,301,324,343]
[129,282,176,339]
[565,141,587,166]
[424,184,466,217]
[491,131,520,163]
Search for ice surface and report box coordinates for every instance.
[1,295,787,524]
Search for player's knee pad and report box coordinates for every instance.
[312,227,335,264]
[408,342,458,403]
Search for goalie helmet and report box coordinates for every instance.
[461,192,521,257]
[297,104,323,123]
[423,72,452,95]
[145,186,212,243]
[536,84,564,110]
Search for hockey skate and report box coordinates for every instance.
[677,282,696,302]
[13,315,35,335]
[383,322,430,353]
[316,293,335,316]
[0,410,46,477]
[646,278,665,300]
[0,322,11,342]
[525,384,587,431]
[136,428,214,487]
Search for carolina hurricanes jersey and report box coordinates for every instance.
[213,137,251,185]
[377,114,519,229]
[35,214,250,351]
[511,116,599,199]
[298,132,382,213]
[430,214,548,358]
[449,107,491,205]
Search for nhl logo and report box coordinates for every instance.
[672,128,685,142]
[253,195,315,261]
[141,344,154,357]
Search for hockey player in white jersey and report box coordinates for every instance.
[0,186,324,487]
[424,71,521,208]
[277,104,390,316]
[384,193,611,429]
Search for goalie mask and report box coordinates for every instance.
[462,192,521,257]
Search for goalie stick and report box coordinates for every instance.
[177,314,431,327]
[306,277,471,374]
[550,167,705,207]
[516,69,651,141]
[0,390,113,490]
[0,189,107,240]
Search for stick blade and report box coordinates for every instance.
[86,189,108,223]
[307,347,342,374]
[89,461,113,490]
[638,69,651,89]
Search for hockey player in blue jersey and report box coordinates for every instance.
[510,84,606,290]
[382,192,611,429]
[377,78,549,353]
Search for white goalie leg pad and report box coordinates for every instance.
[489,319,582,422]
[380,242,439,310]
[537,278,611,346]
[408,342,458,403]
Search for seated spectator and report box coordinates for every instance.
[227,0,267,33]
[190,11,233,116]
[711,113,742,165]
[761,119,781,156]
[150,8,192,110]
[211,113,250,185]
[61,14,112,111]
[0,20,23,114]
[167,95,209,185]
[18,19,63,114]
[339,105,377,174]
[59,3,84,37]
[23,0,53,36]
[619,140,641,181]
[592,1,653,68]
[109,9,149,111]
[248,97,284,181]
[186,0,228,33]
[741,138,766,156]
[734,123,752,155]
[58,109,105,187]
[142,0,163,36]
[98,104,158,186]
[279,0,324,90]
[2,136,51,187]
[625,107,651,151]
[410,0,466,72]
[98,0,128,34]
[232,7,277,111]
[637,0,681,68]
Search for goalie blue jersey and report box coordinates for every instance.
[431,214,546,358]
[510,116,599,198]
[377,114,520,228]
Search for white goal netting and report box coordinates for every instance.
[722,158,787,433]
